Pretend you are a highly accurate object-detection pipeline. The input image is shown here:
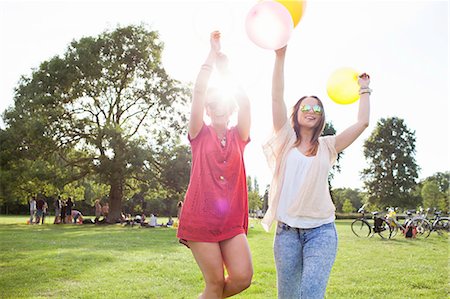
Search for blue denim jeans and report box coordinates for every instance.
[274,221,338,299]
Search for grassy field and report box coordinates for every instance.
[0,216,448,298]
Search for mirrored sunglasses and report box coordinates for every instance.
[207,101,220,109]
[300,104,322,115]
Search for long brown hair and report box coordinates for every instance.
[291,96,326,156]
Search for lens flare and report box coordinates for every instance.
[215,198,230,215]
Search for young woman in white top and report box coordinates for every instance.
[262,45,371,298]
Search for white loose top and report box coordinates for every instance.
[277,148,335,228]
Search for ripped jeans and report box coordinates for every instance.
[274,221,338,299]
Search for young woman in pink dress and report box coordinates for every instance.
[176,31,253,298]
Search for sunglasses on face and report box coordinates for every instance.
[207,101,221,110]
[207,100,235,112]
[300,104,322,115]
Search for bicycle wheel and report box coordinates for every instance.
[351,219,371,237]
[389,222,399,238]
[411,218,432,238]
[434,218,449,235]
[377,218,392,239]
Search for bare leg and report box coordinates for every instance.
[188,241,225,299]
[220,234,253,297]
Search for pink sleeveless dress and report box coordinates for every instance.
[177,123,249,243]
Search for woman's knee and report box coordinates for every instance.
[232,268,253,290]
[205,275,225,291]
[241,273,253,290]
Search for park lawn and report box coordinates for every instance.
[0,216,448,298]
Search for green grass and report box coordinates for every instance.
[0,216,448,298]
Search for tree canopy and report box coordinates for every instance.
[420,171,449,212]
[1,25,190,220]
[362,117,419,208]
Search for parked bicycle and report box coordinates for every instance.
[429,210,449,235]
[351,205,391,239]
[410,208,432,238]
[385,208,431,239]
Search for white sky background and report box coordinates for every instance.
[0,0,449,194]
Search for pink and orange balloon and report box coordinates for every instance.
[245,1,294,50]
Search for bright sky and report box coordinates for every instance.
[1,0,449,194]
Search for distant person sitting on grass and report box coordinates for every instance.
[149,214,158,227]
[136,214,152,227]
[117,212,126,224]
[122,214,133,226]
[132,214,142,227]
[140,214,148,227]
[166,216,174,227]
[71,210,84,224]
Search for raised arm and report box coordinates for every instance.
[272,46,288,132]
[188,31,221,139]
[215,53,251,141]
[235,85,251,142]
[335,73,371,153]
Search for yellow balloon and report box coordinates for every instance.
[326,67,360,105]
[275,0,306,27]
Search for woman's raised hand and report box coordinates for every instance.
[275,45,287,57]
[358,73,370,88]
[210,31,221,54]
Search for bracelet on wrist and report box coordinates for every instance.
[359,87,372,95]
[201,64,213,71]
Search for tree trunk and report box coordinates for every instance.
[107,134,125,223]
[107,152,124,224]
[107,180,123,223]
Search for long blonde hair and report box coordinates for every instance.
[291,96,326,156]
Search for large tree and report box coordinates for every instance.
[332,187,363,213]
[420,172,449,212]
[247,176,263,211]
[421,181,446,211]
[322,121,344,202]
[362,117,419,208]
[2,25,190,221]
[322,122,342,179]
[423,172,450,195]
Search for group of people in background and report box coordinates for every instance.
[28,196,48,225]
[120,213,174,228]
[28,195,72,225]
[28,196,107,225]
[28,196,178,228]
[52,196,76,224]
